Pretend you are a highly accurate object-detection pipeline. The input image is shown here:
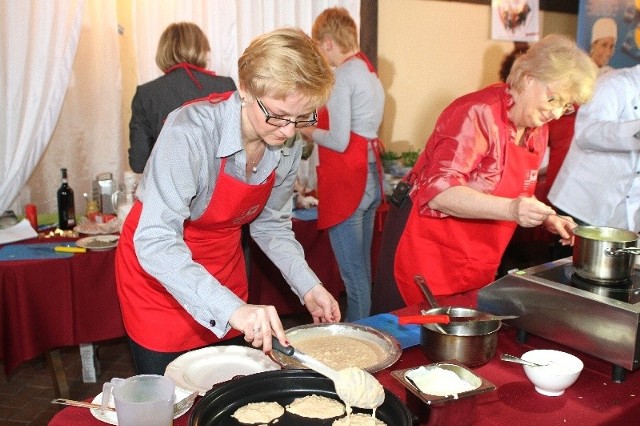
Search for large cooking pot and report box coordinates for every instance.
[572,226,640,283]
[413,275,500,367]
[189,369,415,425]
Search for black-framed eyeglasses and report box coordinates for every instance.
[545,86,576,116]
[256,98,317,128]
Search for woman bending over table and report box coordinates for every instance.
[115,28,340,375]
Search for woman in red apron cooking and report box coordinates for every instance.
[299,8,385,322]
[390,35,598,308]
[115,28,340,375]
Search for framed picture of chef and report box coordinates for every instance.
[490,0,540,42]
[577,0,640,75]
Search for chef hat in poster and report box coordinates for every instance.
[591,17,617,43]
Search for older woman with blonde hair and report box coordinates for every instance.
[376,34,597,311]
[116,28,339,375]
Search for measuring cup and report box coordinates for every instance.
[101,374,175,426]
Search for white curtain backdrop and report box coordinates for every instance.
[0,0,359,217]
[132,0,360,85]
[0,0,85,213]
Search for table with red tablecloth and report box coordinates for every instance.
[0,218,346,395]
[0,237,125,396]
[248,218,343,315]
[49,301,640,425]
[249,206,387,314]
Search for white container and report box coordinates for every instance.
[521,349,583,396]
[101,374,175,426]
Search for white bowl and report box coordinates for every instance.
[521,349,583,396]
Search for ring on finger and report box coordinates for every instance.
[253,327,261,335]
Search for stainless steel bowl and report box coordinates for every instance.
[271,323,401,373]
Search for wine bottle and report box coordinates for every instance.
[57,168,76,230]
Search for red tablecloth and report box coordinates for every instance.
[248,206,387,315]
[49,303,640,425]
[248,218,344,315]
[0,237,124,375]
[1,219,346,376]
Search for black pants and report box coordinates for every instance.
[370,199,412,315]
[128,334,248,375]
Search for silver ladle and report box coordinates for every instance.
[413,275,449,334]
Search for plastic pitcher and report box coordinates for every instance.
[101,374,175,426]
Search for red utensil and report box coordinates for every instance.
[397,314,451,325]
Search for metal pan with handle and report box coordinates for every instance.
[412,275,502,366]
[572,226,640,283]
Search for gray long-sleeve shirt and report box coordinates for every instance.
[133,92,320,338]
[311,55,384,162]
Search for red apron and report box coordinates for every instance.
[115,159,275,352]
[394,140,543,303]
[316,52,382,230]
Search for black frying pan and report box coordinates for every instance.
[189,369,416,425]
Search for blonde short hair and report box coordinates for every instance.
[508,34,597,105]
[312,7,359,53]
[155,22,210,71]
[238,28,335,108]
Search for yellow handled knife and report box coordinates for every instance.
[54,246,86,253]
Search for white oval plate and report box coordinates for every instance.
[89,385,194,425]
[164,346,281,396]
[76,235,119,251]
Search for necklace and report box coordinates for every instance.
[245,142,263,174]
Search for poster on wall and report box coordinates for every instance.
[577,0,640,73]
[491,0,540,42]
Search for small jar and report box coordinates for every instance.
[86,199,99,222]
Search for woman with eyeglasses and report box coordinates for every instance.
[115,28,340,375]
[380,35,597,309]
[299,7,385,322]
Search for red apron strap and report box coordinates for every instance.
[164,62,218,90]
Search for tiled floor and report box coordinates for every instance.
[0,313,310,426]
[0,338,135,425]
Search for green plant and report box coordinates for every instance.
[400,150,420,167]
[380,150,401,161]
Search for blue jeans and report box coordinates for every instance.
[329,162,382,322]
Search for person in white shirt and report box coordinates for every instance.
[548,64,640,231]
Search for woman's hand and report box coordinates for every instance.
[542,214,577,245]
[228,304,286,353]
[303,284,341,324]
[508,196,556,227]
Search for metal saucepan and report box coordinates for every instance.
[572,226,640,283]
[189,369,415,425]
[413,275,501,367]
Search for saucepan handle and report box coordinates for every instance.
[397,314,450,325]
[605,247,640,256]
